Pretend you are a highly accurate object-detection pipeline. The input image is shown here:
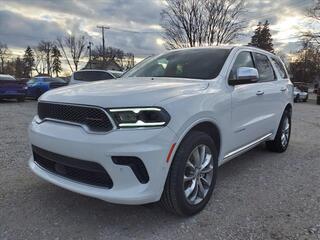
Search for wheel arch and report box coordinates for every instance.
[284,103,292,116]
[172,119,222,161]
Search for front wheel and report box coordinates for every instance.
[160,131,218,216]
[266,110,291,153]
[35,88,43,100]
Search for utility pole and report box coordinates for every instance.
[87,41,93,69]
[303,41,309,83]
[97,25,110,68]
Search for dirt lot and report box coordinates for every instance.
[0,100,319,240]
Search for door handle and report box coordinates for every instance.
[256,91,264,96]
[280,87,287,92]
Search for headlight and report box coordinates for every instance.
[109,107,170,128]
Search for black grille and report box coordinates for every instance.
[32,145,113,188]
[38,102,113,132]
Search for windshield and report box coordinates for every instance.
[73,71,114,82]
[27,78,39,84]
[124,48,231,80]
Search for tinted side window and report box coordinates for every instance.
[271,58,288,79]
[253,53,275,82]
[43,78,55,82]
[73,71,114,81]
[229,51,254,80]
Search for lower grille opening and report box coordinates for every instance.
[112,156,149,184]
[32,146,113,188]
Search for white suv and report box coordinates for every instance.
[28,46,293,216]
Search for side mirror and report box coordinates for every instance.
[229,67,259,86]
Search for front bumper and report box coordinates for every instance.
[29,118,178,204]
[0,91,26,98]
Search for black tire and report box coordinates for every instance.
[35,89,43,100]
[294,94,299,103]
[160,131,218,216]
[17,96,25,102]
[266,109,291,153]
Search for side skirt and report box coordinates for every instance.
[221,133,273,165]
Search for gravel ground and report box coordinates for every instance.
[0,99,319,240]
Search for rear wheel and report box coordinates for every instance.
[160,131,218,216]
[266,110,291,153]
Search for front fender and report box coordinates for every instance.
[161,90,232,164]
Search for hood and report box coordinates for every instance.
[40,77,209,108]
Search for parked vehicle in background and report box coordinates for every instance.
[294,86,308,102]
[293,82,308,93]
[27,77,67,100]
[0,74,27,102]
[108,70,123,78]
[28,46,293,216]
[314,83,318,94]
[69,69,122,85]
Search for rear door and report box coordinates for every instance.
[252,52,287,135]
[269,57,292,124]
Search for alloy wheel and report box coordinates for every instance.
[281,116,290,147]
[183,145,214,205]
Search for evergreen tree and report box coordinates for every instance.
[260,21,274,52]
[249,20,274,53]
[249,22,262,47]
[51,46,62,77]
[15,57,25,78]
[23,46,34,77]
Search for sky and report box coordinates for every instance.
[0,0,317,72]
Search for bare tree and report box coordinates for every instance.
[37,41,55,75]
[309,0,320,21]
[91,45,134,70]
[0,42,10,73]
[160,0,246,49]
[302,0,320,44]
[124,53,135,70]
[57,34,87,72]
[33,47,46,75]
